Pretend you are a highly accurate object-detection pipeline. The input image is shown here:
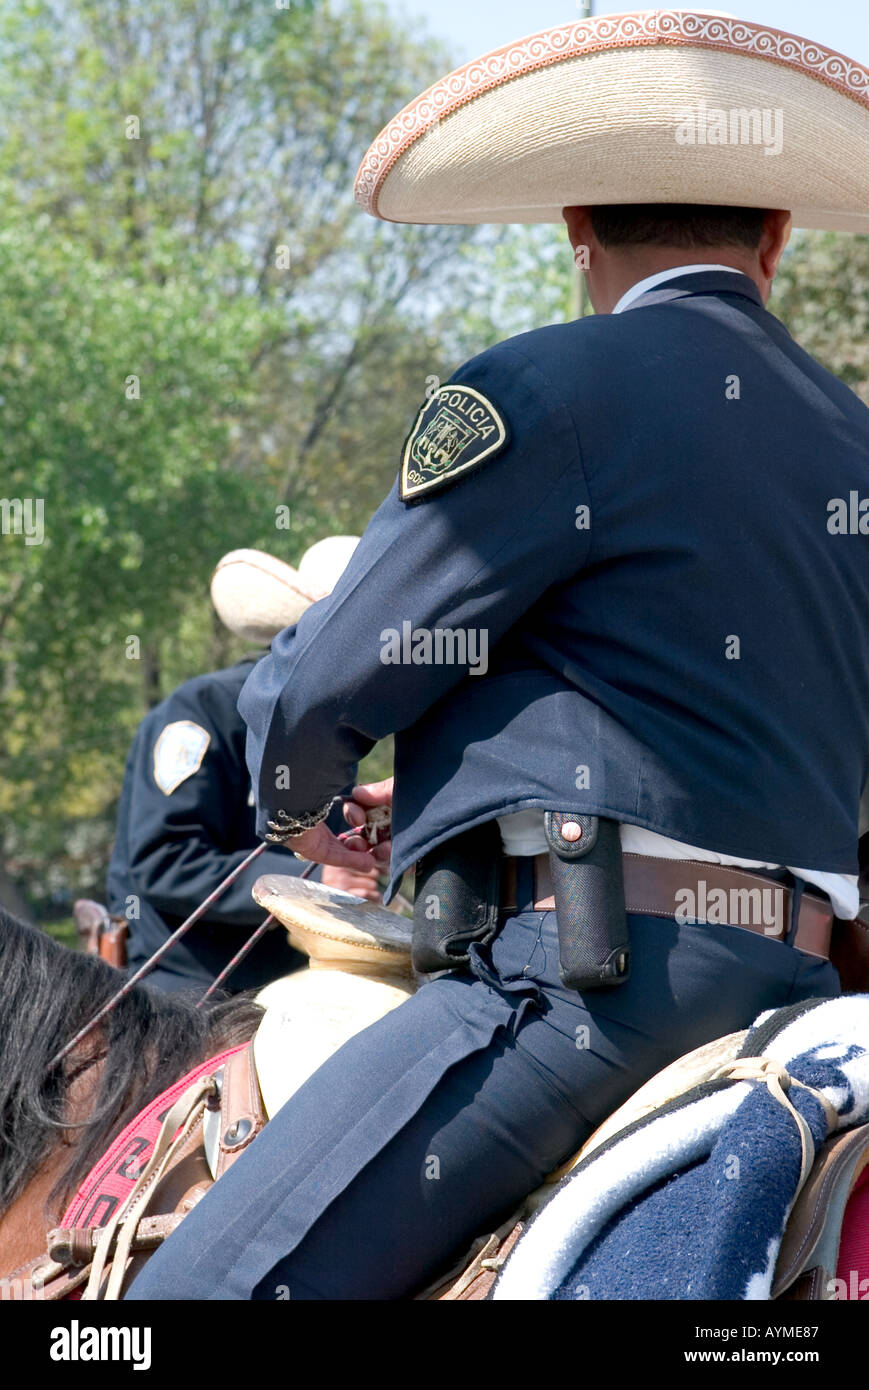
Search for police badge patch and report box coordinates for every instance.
[400,385,508,500]
[153,721,211,795]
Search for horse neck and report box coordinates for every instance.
[0,1144,73,1281]
[0,1051,106,1281]
[0,1016,257,1281]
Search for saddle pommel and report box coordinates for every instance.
[252,874,413,977]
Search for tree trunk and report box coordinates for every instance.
[0,848,33,922]
[142,642,162,710]
[210,605,233,672]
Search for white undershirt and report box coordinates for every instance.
[611,263,743,313]
[497,264,859,921]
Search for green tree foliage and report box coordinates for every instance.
[0,1,865,915]
[770,231,869,407]
[0,0,482,524]
[0,0,485,911]
[0,214,281,897]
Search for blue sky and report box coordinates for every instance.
[384,1,868,67]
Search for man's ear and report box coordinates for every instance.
[759,209,792,281]
[562,205,595,256]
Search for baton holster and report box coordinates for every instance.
[544,811,631,990]
[412,821,502,974]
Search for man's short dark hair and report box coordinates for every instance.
[589,204,767,251]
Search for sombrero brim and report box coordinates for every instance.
[355,9,869,232]
[211,537,361,645]
[210,549,317,645]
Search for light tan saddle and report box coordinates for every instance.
[251,874,415,1115]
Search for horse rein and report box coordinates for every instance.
[47,803,386,1072]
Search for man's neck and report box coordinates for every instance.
[611,263,749,316]
[597,249,761,314]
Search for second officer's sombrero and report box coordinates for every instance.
[210,535,359,644]
[354,8,869,233]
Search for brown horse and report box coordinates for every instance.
[0,905,263,1290]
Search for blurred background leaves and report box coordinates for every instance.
[0,0,865,919]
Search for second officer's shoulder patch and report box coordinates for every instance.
[400,384,508,501]
[153,720,211,795]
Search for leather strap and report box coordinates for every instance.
[501,851,834,960]
[773,1123,869,1298]
[831,912,869,992]
[98,921,128,969]
[214,1040,267,1179]
[707,1056,838,1191]
[47,1212,186,1267]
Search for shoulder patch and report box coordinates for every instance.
[400,384,508,501]
[153,720,211,795]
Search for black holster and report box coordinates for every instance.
[544,812,631,990]
[412,821,502,974]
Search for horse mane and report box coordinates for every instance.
[0,905,264,1218]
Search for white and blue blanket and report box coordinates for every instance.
[493,995,869,1300]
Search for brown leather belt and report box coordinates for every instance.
[500,852,834,960]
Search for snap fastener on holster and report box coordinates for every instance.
[222,1116,253,1148]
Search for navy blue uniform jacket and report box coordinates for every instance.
[239,273,869,894]
[107,656,309,990]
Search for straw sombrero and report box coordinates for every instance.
[355,8,869,232]
[210,535,359,644]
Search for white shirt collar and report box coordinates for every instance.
[611,264,744,315]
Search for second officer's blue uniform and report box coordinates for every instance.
[107,655,311,993]
[128,271,868,1299]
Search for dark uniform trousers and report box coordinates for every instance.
[126,870,840,1301]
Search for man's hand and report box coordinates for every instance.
[283,779,393,870]
[343,778,393,854]
[321,861,383,904]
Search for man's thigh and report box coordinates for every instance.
[126,963,527,1299]
[254,1028,592,1300]
[507,909,841,1132]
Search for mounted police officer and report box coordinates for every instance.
[128,10,869,1298]
[107,536,380,994]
